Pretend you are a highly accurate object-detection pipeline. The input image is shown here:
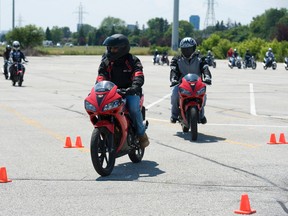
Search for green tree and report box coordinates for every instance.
[45,27,52,40]
[100,16,126,34]
[6,25,44,49]
[145,17,170,45]
[77,26,86,45]
[50,26,64,44]
[250,8,288,41]
[62,27,72,39]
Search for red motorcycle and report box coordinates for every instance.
[84,81,148,176]
[9,62,26,86]
[177,74,207,141]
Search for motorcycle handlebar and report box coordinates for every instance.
[117,88,127,96]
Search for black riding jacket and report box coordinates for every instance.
[96,53,144,95]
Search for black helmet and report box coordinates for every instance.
[6,45,11,51]
[103,34,130,61]
[179,37,197,59]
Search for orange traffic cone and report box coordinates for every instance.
[234,194,256,215]
[0,167,12,183]
[267,133,278,144]
[75,136,84,148]
[64,136,73,148]
[278,133,288,144]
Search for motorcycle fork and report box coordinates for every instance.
[181,101,198,126]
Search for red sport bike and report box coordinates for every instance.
[176,74,207,141]
[84,81,148,176]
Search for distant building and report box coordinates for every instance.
[127,24,137,31]
[189,15,200,30]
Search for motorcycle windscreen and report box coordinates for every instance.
[94,81,115,92]
[183,73,199,82]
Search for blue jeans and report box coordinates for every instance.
[171,85,206,119]
[126,95,145,136]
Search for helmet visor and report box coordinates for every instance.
[181,47,195,58]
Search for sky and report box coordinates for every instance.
[0,0,287,33]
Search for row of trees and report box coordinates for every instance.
[2,8,288,60]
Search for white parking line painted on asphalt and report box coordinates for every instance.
[250,83,257,116]
[146,117,288,128]
[146,93,171,109]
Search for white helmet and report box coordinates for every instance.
[12,41,20,50]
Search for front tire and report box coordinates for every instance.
[189,107,198,141]
[90,128,116,177]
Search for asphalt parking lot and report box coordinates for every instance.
[1,55,288,215]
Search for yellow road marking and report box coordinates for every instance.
[0,104,90,152]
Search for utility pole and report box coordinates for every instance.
[12,0,15,29]
[171,0,179,51]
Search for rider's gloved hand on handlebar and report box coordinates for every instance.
[126,87,137,95]
[170,79,179,87]
[203,76,212,85]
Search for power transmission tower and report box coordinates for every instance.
[17,15,24,27]
[75,2,87,31]
[204,0,216,29]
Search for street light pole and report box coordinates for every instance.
[12,0,15,29]
[171,0,179,51]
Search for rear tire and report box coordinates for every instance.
[182,124,189,132]
[128,147,144,163]
[189,107,198,141]
[90,128,116,177]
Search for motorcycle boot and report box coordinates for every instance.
[200,116,207,124]
[138,133,150,148]
[170,117,178,123]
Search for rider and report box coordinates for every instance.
[3,45,12,79]
[153,49,159,64]
[244,49,252,65]
[169,37,212,124]
[227,48,233,59]
[264,48,275,62]
[207,50,213,57]
[96,34,150,148]
[231,48,239,66]
[195,49,201,58]
[9,41,28,79]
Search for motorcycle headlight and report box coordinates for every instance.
[197,87,206,95]
[84,100,96,112]
[103,99,122,111]
[179,87,191,96]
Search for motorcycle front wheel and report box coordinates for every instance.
[189,107,198,141]
[90,127,116,177]
[18,75,23,86]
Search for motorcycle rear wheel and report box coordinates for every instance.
[189,107,198,141]
[128,147,144,163]
[90,128,116,177]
